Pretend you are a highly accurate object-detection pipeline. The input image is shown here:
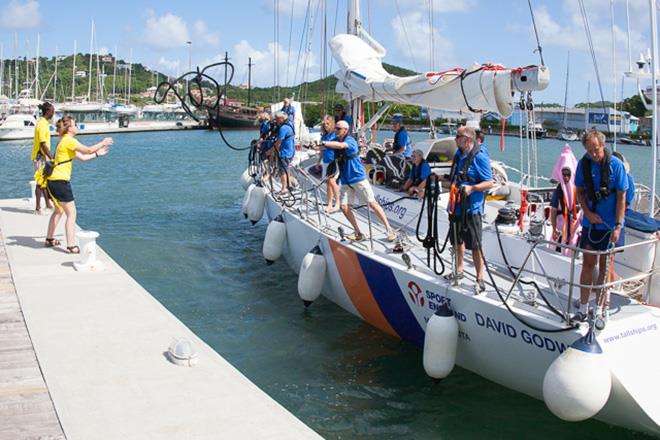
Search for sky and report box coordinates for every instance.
[0,0,655,106]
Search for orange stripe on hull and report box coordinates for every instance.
[328,240,397,337]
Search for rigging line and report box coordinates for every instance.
[394,0,419,72]
[286,0,295,87]
[526,0,545,65]
[611,0,617,151]
[428,0,435,71]
[328,0,339,105]
[293,0,312,91]
[301,0,322,103]
[273,0,277,102]
[578,0,608,115]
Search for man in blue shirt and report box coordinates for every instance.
[443,126,493,293]
[322,120,396,242]
[574,129,628,320]
[281,98,295,132]
[400,149,431,198]
[392,115,412,157]
[273,111,297,194]
[334,104,354,132]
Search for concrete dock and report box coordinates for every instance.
[0,198,321,439]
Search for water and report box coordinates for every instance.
[0,130,655,439]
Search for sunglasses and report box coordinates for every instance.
[562,171,571,177]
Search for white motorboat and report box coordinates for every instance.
[557,128,579,142]
[0,114,43,141]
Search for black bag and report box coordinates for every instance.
[43,159,73,178]
[43,160,55,178]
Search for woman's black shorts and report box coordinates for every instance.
[47,180,75,203]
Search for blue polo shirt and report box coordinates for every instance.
[394,128,412,157]
[626,173,635,207]
[575,154,628,230]
[282,105,295,128]
[321,132,336,163]
[453,147,493,215]
[409,161,431,184]
[260,120,271,137]
[277,123,295,159]
[339,136,366,185]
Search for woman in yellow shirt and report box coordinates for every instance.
[46,115,112,253]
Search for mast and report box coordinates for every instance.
[87,20,94,101]
[112,46,117,102]
[95,30,101,100]
[127,48,132,104]
[584,81,590,131]
[71,40,77,101]
[0,43,4,97]
[14,33,18,99]
[561,51,570,131]
[348,0,362,132]
[223,51,229,105]
[611,0,617,151]
[35,34,40,99]
[650,0,658,215]
[54,46,58,102]
[247,57,253,108]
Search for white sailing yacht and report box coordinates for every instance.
[154,0,660,434]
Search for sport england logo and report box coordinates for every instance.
[407,280,425,307]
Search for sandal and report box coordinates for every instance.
[347,233,366,242]
[45,238,61,247]
[386,231,397,242]
[66,246,80,254]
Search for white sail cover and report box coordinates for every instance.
[330,34,549,118]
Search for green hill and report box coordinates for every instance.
[1,53,163,103]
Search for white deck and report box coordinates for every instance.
[0,197,321,440]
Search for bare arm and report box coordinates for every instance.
[74,137,112,155]
[550,208,558,231]
[75,144,110,162]
[40,141,53,160]
[322,140,348,150]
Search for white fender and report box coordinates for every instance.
[242,183,255,219]
[423,301,459,379]
[542,329,611,422]
[247,184,266,225]
[297,245,326,307]
[263,215,287,264]
[240,168,252,190]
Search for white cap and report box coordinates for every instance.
[336,120,349,129]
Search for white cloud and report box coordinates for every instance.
[158,56,181,74]
[390,9,457,71]
[98,46,109,56]
[193,20,220,48]
[142,12,190,49]
[0,0,41,29]
[204,39,317,88]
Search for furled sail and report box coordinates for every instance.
[330,34,550,118]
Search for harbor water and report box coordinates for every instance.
[0,129,656,439]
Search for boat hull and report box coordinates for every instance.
[262,194,660,436]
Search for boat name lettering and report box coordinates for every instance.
[474,312,567,353]
[375,194,407,220]
[422,289,466,321]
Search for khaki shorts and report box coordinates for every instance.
[33,155,46,172]
[340,179,375,206]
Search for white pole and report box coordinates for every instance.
[611,0,617,151]
[71,40,77,101]
[127,48,132,104]
[54,46,58,101]
[87,20,94,101]
[0,43,4,97]
[650,0,658,215]
[112,46,117,101]
[35,33,40,100]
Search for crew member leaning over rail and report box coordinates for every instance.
[44,116,112,254]
[574,129,627,321]
[272,111,297,195]
[442,125,494,294]
[321,120,396,242]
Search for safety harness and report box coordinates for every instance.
[447,144,482,216]
[581,149,614,212]
[410,161,429,186]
